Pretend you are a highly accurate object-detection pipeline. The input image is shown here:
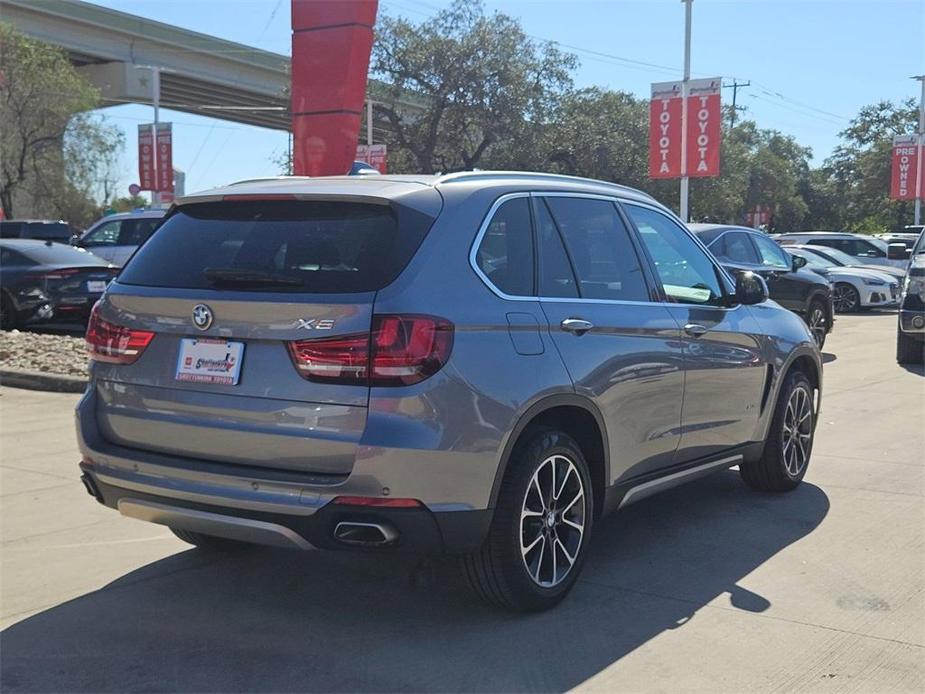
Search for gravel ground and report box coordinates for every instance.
[0,329,89,377]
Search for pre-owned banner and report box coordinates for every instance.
[649,81,683,179]
[891,134,921,200]
[138,125,155,191]
[155,123,174,193]
[686,78,722,178]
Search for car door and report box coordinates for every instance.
[624,203,767,461]
[535,194,685,482]
[750,232,807,312]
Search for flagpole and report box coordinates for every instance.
[679,0,692,222]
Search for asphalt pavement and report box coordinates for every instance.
[0,312,922,692]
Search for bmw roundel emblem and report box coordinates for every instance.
[191,304,213,331]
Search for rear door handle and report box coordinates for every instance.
[561,318,594,335]
[684,323,708,337]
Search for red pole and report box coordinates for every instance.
[291,0,379,176]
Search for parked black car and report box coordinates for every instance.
[0,220,77,242]
[889,230,925,364]
[690,224,833,348]
[0,240,117,329]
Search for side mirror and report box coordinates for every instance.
[887,243,911,260]
[791,255,807,271]
[69,234,84,247]
[735,270,769,305]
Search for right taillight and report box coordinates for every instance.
[86,303,155,365]
[287,314,453,387]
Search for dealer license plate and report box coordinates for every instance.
[175,338,244,385]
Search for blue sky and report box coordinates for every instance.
[89,0,924,199]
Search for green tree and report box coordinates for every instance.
[823,99,918,233]
[0,23,98,217]
[371,0,576,173]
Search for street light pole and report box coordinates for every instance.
[679,0,693,222]
[151,66,161,206]
[913,75,924,226]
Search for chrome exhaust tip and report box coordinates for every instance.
[333,521,398,547]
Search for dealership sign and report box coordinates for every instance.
[155,123,174,193]
[137,125,156,191]
[891,134,921,201]
[649,78,722,179]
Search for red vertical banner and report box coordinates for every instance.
[891,134,920,200]
[155,123,174,193]
[649,81,683,179]
[686,78,722,178]
[138,124,155,191]
[291,0,378,176]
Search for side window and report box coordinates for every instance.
[475,197,534,296]
[625,204,725,306]
[83,220,122,247]
[119,219,160,246]
[544,197,649,302]
[854,240,885,258]
[752,234,791,269]
[713,232,759,264]
[535,198,579,298]
[808,238,846,252]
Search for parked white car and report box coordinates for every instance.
[786,247,900,312]
[789,244,907,283]
[76,210,166,267]
[776,231,907,270]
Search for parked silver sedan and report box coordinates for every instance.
[786,247,899,312]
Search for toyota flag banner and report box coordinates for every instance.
[137,125,156,191]
[155,123,174,193]
[686,78,722,178]
[649,81,683,179]
[649,78,722,179]
[891,134,921,200]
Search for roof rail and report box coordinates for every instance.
[434,170,654,198]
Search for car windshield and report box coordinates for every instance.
[912,233,925,255]
[810,247,855,266]
[790,250,829,270]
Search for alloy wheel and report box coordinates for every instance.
[520,454,587,588]
[832,284,858,313]
[781,386,813,477]
[807,306,826,347]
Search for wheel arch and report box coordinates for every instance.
[488,394,610,519]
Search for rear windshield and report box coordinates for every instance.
[0,222,71,240]
[117,200,434,293]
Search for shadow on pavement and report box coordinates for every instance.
[822,352,837,364]
[898,362,924,377]
[0,471,829,693]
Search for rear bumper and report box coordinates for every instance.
[80,465,490,553]
[76,386,495,553]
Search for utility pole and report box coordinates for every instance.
[913,75,924,226]
[723,79,750,128]
[679,0,692,222]
[366,98,374,146]
[151,66,161,206]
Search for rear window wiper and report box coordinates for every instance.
[203,268,304,287]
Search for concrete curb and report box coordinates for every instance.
[0,368,88,393]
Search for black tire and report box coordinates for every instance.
[740,370,814,492]
[463,429,594,612]
[804,298,828,349]
[832,282,860,313]
[896,327,924,365]
[170,527,250,551]
[0,293,16,330]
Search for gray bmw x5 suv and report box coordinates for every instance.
[77,172,822,611]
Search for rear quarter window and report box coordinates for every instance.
[117,200,435,293]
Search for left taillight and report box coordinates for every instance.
[86,302,154,365]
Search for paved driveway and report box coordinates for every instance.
[1,312,922,692]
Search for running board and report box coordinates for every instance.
[617,454,742,509]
